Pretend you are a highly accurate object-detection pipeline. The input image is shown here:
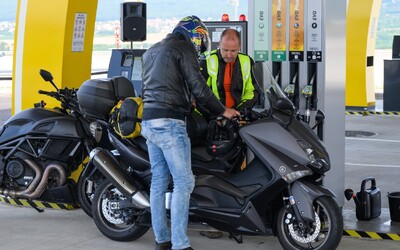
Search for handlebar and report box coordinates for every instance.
[37,88,80,112]
[38,90,58,97]
[217,108,267,124]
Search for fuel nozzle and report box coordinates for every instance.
[284,72,297,101]
[301,74,315,123]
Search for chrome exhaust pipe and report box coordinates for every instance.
[89,148,150,209]
[0,159,66,199]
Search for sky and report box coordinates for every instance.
[0,0,248,22]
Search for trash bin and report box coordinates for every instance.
[387,192,400,222]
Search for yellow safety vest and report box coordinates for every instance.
[205,51,254,108]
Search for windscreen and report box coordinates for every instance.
[252,62,294,113]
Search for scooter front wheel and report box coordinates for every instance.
[276,196,343,250]
[91,179,150,241]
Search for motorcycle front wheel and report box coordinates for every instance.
[91,179,150,242]
[277,196,343,250]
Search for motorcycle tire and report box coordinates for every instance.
[91,179,150,242]
[77,169,103,218]
[276,196,343,250]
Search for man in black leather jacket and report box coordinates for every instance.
[140,16,239,250]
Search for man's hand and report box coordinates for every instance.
[223,108,240,119]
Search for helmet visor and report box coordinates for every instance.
[192,27,211,57]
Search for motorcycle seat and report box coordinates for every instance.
[130,136,148,152]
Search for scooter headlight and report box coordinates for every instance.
[309,158,330,172]
[89,122,102,143]
[297,140,330,173]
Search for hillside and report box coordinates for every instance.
[0,0,399,49]
[376,0,400,48]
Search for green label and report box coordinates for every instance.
[272,51,286,61]
[254,0,269,61]
[254,50,268,61]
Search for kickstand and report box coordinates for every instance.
[229,233,243,244]
[27,200,44,213]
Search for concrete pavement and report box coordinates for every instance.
[1,95,400,249]
[1,202,400,250]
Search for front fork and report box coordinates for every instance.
[283,186,308,231]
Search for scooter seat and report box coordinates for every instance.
[191,146,213,161]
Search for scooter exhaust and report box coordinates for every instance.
[89,148,150,209]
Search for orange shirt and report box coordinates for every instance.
[223,61,235,108]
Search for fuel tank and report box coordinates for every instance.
[0,108,83,144]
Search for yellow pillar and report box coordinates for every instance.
[12,0,98,114]
[346,0,382,109]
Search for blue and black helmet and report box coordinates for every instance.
[173,15,211,56]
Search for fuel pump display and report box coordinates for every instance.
[108,49,146,96]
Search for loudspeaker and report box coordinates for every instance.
[120,2,146,42]
[392,35,400,59]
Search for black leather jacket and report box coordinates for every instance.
[141,33,225,121]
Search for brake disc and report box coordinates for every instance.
[288,211,321,243]
[101,189,125,225]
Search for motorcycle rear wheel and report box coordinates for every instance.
[77,168,103,217]
[91,179,150,241]
[276,196,343,250]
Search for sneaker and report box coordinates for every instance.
[154,241,172,250]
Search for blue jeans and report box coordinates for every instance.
[141,118,195,250]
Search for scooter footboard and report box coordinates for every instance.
[291,180,336,222]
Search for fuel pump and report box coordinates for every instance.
[301,73,315,123]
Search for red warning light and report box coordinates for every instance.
[239,14,247,21]
[221,13,229,22]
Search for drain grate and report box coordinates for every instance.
[345,130,378,137]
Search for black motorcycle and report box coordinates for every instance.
[0,70,111,215]
[88,62,343,249]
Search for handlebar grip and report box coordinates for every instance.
[38,90,58,98]
[38,90,49,95]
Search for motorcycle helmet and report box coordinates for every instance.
[206,119,241,158]
[173,15,211,56]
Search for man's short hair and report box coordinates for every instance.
[220,29,241,46]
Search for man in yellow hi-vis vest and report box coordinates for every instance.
[199,29,259,118]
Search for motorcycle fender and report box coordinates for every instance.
[291,180,336,222]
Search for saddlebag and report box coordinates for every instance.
[109,97,143,139]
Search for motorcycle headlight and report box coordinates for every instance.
[89,122,102,143]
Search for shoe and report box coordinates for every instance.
[154,241,172,250]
